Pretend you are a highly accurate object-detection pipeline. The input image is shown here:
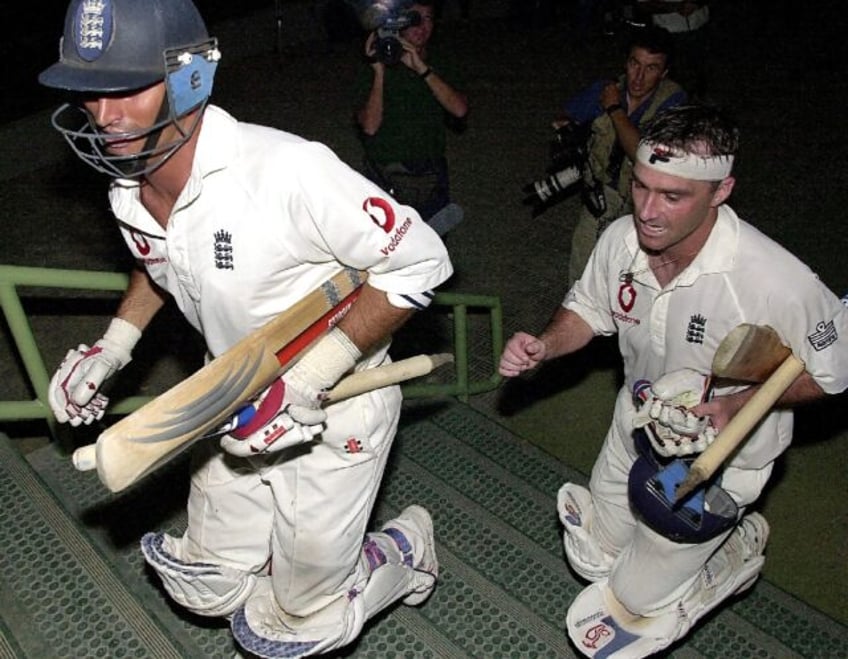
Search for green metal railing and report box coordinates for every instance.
[0,265,502,441]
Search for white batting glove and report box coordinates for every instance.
[48,318,141,426]
[219,378,327,457]
[632,369,716,458]
[220,327,361,457]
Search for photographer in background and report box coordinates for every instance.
[556,26,686,286]
[355,0,468,225]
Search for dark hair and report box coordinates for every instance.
[641,105,740,158]
[628,26,674,65]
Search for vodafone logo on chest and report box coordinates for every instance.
[130,230,151,256]
[611,275,641,325]
[128,230,167,266]
[618,280,636,312]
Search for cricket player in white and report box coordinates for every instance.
[499,105,848,657]
[39,0,452,656]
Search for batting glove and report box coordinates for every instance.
[219,327,361,457]
[219,378,327,457]
[632,369,717,458]
[48,318,141,426]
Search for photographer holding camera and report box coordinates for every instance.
[355,0,468,225]
[555,27,687,286]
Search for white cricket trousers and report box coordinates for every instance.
[179,384,402,618]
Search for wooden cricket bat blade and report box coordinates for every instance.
[88,269,365,493]
[712,323,791,382]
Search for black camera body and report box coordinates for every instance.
[522,122,591,217]
[375,9,421,65]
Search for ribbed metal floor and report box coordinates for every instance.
[2,403,846,658]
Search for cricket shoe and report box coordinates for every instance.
[726,512,770,595]
[381,505,439,605]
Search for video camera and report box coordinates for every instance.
[374,7,421,65]
[522,122,591,218]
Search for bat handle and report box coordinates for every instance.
[324,353,454,403]
[73,444,97,471]
[676,353,806,500]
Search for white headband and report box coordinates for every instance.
[636,142,734,181]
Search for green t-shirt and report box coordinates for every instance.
[355,50,457,164]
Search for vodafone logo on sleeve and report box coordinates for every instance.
[363,196,415,256]
[363,197,396,233]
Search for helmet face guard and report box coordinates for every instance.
[39,0,220,177]
[49,40,220,178]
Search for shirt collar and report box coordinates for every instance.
[108,105,237,234]
[622,205,739,286]
[676,205,738,285]
[174,104,236,211]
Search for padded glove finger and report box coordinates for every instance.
[49,344,119,425]
[47,318,140,426]
[652,401,711,437]
[632,370,716,458]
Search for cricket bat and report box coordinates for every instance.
[321,352,453,402]
[72,351,454,476]
[76,268,366,493]
[675,324,805,500]
[711,323,793,382]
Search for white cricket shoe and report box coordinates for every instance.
[382,505,439,605]
[727,512,770,595]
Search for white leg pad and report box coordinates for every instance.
[231,562,425,658]
[230,506,438,658]
[231,578,349,658]
[558,483,615,582]
[140,532,257,618]
[565,513,769,658]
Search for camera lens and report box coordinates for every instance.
[378,37,403,65]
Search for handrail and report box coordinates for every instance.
[0,264,502,441]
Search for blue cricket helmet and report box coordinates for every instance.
[39,0,212,93]
[38,0,221,178]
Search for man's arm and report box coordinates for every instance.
[115,266,168,331]
[357,71,385,136]
[499,307,595,377]
[335,282,415,355]
[401,40,468,119]
[599,82,642,160]
[420,68,468,119]
[693,371,827,433]
[538,307,597,360]
[356,33,386,136]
